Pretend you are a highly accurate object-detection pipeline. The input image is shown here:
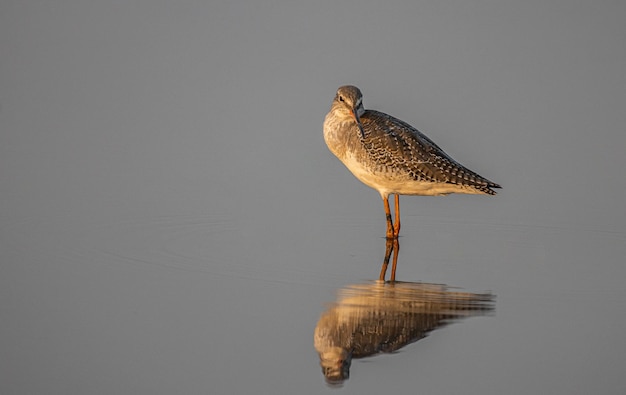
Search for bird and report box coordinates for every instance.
[323,85,500,239]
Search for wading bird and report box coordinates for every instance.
[323,85,500,239]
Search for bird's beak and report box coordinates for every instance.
[352,109,365,139]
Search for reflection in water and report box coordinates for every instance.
[314,281,494,385]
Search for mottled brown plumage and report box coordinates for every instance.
[323,85,500,238]
[359,110,499,194]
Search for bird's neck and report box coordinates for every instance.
[324,113,363,161]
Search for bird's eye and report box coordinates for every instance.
[338,96,344,102]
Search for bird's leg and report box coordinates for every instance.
[393,194,401,238]
[383,196,395,239]
[379,235,401,281]
[390,237,400,282]
[379,237,394,281]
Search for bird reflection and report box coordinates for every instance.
[314,263,494,384]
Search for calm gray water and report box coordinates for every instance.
[2,1,625,394]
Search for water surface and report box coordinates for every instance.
[2,1,626,394]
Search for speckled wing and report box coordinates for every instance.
[359,110,501,194]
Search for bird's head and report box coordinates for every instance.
[331,85,366,137]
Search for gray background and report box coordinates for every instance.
[1,1,625,394]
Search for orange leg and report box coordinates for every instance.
[379,237,394,281]
[378,237,400,282]
[383,196,395,239]
[390,237,399,282]
[393,194,401,237]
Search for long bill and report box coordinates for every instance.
[352,110,366,139]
